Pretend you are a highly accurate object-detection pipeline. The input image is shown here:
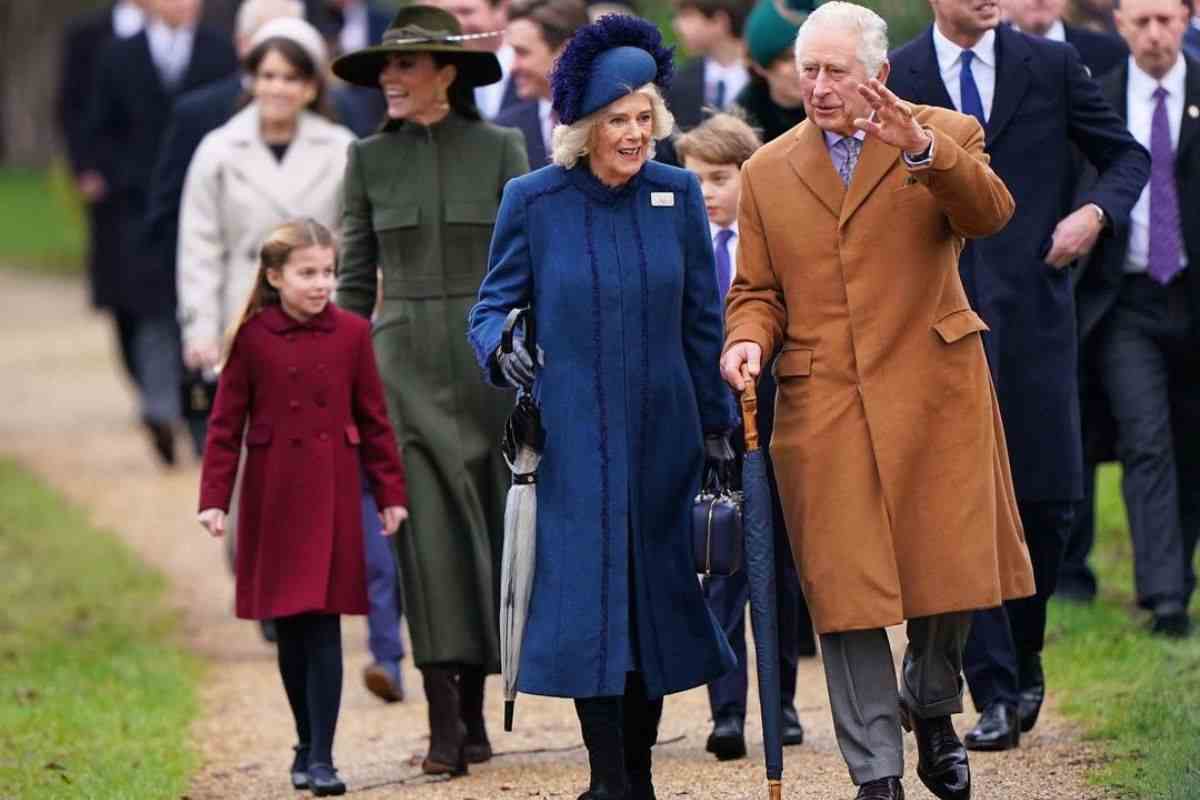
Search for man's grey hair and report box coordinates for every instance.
[793,1,890,76]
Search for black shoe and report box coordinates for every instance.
[704,715,746,761]
[307,763,345,796]
[856,777,904,799]
[290,745,309,791]
[260,619,278,644]
[781,705,805,746]
[1054,579,1096,604]
[899,702,970,800]
[1017,653,1045,733]
[1151,604,1191,638]
[963,702,1019,751]
[144,419,176,467]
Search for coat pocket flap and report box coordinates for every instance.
[444,201,496,225]
[372,205,420,231]
[344,424,361,445]
[245,422,273,446]
[933,309,990,344]
[773,348,814,378]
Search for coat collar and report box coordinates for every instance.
[224,104,347,218]
[259,302,337,334]
[785,121,899,227]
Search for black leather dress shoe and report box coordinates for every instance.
[307,763,346,796]
[1017,653,1045,733]
[705,715,746,761]
[781,705,805,746]
[964,702,1019,751]
[290,745,309,791]
[856,777,904,799]
[899,702,970,800]
[1151,608,1192,638]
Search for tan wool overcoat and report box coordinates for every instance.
[725,106,1036,634]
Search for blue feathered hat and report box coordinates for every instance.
[550,15,674,126]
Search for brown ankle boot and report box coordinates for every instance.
[459,665,493,763]
[420,666,467,776]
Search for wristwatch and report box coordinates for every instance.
[1088,203,1107,228]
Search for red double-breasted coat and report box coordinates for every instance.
[199,303,407,620]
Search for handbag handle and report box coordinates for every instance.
[502,307,537,355]
[740,364,759,454]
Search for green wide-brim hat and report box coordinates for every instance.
[745,0,816,68]
[331,5,503,89]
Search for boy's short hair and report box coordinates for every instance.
[674,112,763,168]
[508,0,590,50]
[669,0,754,37]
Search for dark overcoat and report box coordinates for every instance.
[199,305,407,620]
[888,24,1149,503]
[468,161,738,699]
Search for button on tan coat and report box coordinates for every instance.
[725,106,1036,635]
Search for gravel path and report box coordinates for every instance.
[0,269,1111,800]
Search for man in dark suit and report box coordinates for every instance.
[1003,0,1129,76]
[493,0,588,168]
[429,0,521,118]
[888,0,1149,752]
[1077,0,1198,639]
[56,0,145,378]
[667,0,752,131]
[85,0,237,465]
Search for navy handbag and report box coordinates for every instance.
[692,465,744,577]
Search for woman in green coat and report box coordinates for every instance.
[332,5,528,777]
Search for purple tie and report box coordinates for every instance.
[714,228,734,301]
[1149,86,1183,285]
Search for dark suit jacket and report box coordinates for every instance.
[888,24,1149,503]
[328,4,391,137]
[668,57,706,131]
[494,99,548,169]
[57,5,119,175]
[1064,23,1128,79]
[85,27,238,312]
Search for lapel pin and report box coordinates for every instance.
[1189,105,1199,119]
[651,192,675,207]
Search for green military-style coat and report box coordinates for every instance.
[338,111,528,670]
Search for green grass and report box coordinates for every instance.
[0,459,200,798]
[0,167,87,276]
[1043,464,1200,799]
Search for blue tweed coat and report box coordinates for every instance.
[468,160,737,699]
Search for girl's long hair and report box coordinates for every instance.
[220,218,336,366]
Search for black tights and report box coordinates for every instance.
[275,613,343,767]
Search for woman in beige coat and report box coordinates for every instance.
[177,19,355,368]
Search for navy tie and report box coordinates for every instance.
[714,229,734,301]
[713,79,727,110]
[960,50,986,127]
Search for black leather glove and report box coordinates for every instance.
[496,337,535,390]
[703,432,736,485]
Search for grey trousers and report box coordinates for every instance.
[820,611,972,785]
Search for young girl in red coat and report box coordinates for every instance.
[197,219,407,797]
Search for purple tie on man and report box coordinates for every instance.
[715,228,734,301]
[1149,86,1183,284]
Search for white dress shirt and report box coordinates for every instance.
[704,58,749,110]
[932,24,997,122]
[112,0,145,38]
[1124,55,1189,273]
[537,97,554,155]
[339,0,370,55]
[711,221,739,289]
[146,20,195,89]
[475,44,515,120]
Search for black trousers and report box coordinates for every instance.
[1058,465,1099,600]
[963,500,1074,710]
[1095,274,1200,610]
[275,613,344,767]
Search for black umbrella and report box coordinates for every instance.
[741,368,783,800]
[499,308,544,732]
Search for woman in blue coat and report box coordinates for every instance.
[468,16,736,800]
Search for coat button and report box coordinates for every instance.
[290,400,300,411]
[288,366,298,377]
[290,437,301,447]
[319,432,329,442]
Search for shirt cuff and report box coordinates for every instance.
[902,129,936,169]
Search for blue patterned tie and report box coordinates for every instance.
[714,228,734,300]
[960,50,986,127]
[1149,86,1183,285]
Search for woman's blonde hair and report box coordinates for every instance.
[221,218,336,365]
[551,82,675,169]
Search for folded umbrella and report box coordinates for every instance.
[741,367,783,800]
[499,308,544,732]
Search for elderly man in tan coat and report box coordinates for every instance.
[720,4,1035,800]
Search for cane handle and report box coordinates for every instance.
[740,364,759,453]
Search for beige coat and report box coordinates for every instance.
[177,105,356,347]
[725,106,1036,634]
